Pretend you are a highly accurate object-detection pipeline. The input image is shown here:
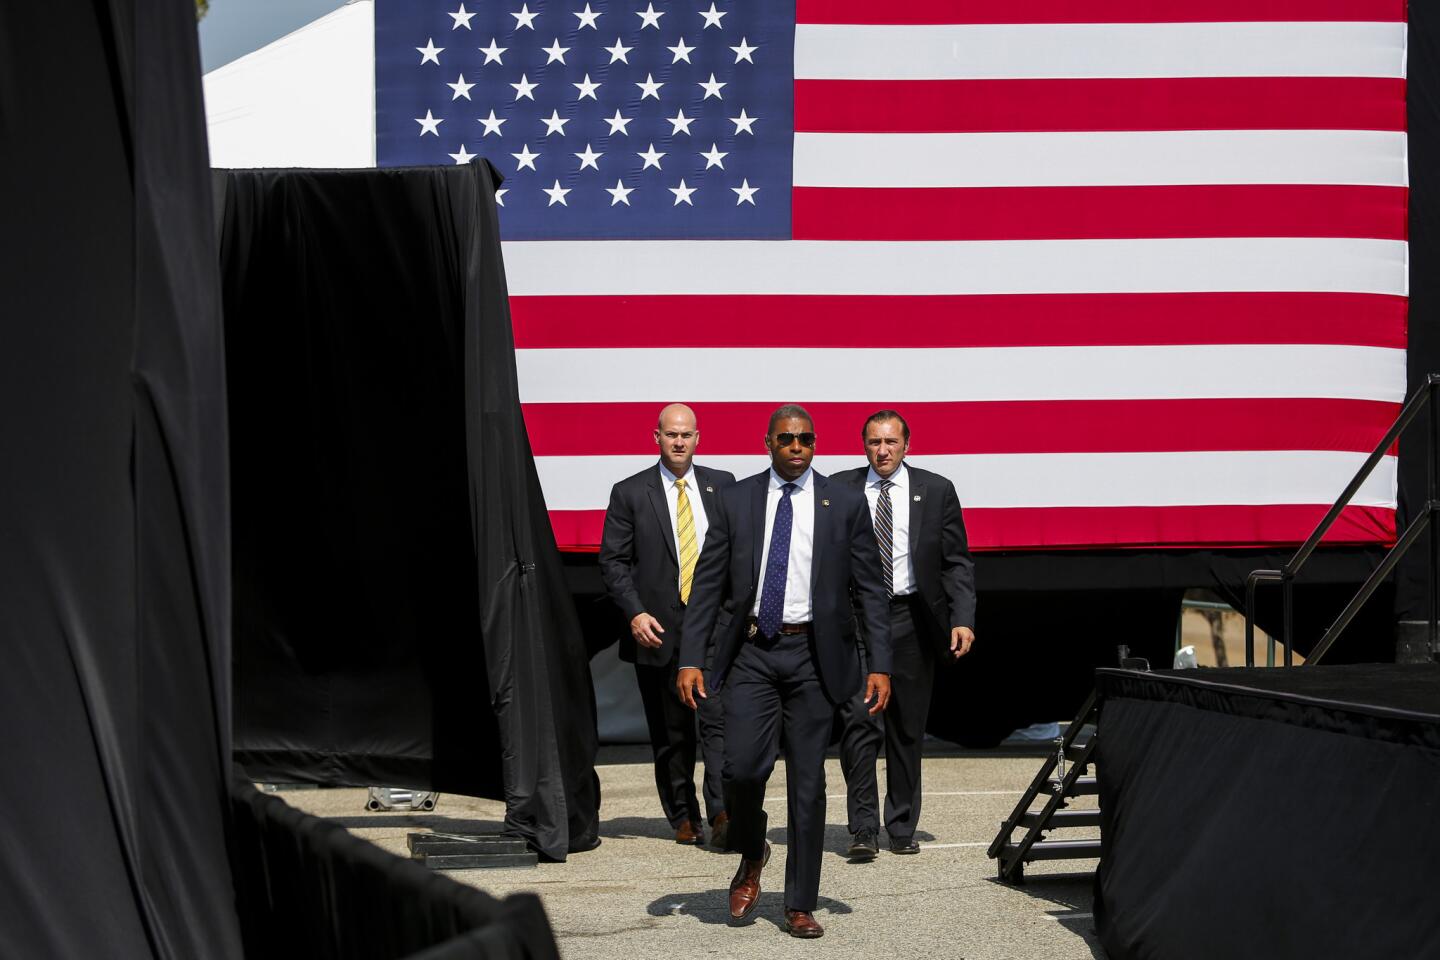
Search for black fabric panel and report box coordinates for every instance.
[219,163,598,859]
[1094,672,1440,959]
[1396,5,1440,622]
[0,0,242,956]
[229,780,560,960]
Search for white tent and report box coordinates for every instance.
[203,1,375,168]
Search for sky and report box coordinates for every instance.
[198,0,347,72]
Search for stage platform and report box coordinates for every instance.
[1094,663,1440,960]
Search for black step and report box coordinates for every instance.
[1004,839,1102,862]
[408,832,531,856]
[1018,808,1101,830]
[1064,741,1094,762]
[415,851,538,870]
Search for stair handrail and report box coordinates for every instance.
[1245,373,1440,666]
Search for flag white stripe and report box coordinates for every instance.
[794,22,1406,80]
[532,452,1398,510]
[793,131,1407,188]
[500,238,1407,297]
[516,345,1404,404]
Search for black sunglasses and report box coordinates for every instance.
[774,432,816,447]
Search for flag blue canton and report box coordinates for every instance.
[375,0,794,239]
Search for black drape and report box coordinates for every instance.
[217,162,599,860]
[0,0,242,955]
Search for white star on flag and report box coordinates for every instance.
[636,3,663,29]
[448,74,475,100]
[511,74,538,100]
[575,144,604,170]
[668,38,694,63]
[573,74,601,100]
[698,73,726,100]
[699,3,726,29]
[730,37,757,63]
[512,144,540,170]
[479,38,506,64]
[448,3,475,29]
[478,109,507,136]
[449,143,476,164]
[415,110,444,136]
[541,109,570,136]
[669,179,697,205]
[511,3,538,29]
[605,38,632,63]
[667,109,694,136]
[636,74,663,100]
[494,187,508,207]
[638,143,666,170]
[604,109,633,135]
[416,38,443,65]
[730,109,756,135]
[543,38,569,64]
[573,3,600,28]
[732,179,759,205]
[544,180,571,206]
[700,143,727,169]
[606,180,634,206]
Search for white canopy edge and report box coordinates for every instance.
[203,1,376,168]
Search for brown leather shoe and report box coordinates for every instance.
[709,812,730,851]
[675,821,704,846]
[783,909,825,939]
[728,842,771,923]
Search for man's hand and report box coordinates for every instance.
[950,626,975,659]
[863,673,891,715]
[630,612,665,649]
[677,667,707,710]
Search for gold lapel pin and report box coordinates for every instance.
[821,499,831,506]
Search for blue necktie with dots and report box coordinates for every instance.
[756,483,797,638]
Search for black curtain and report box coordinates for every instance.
[216,162,599,860]
[0,0,243,955]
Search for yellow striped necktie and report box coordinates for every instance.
[675,478,698,603]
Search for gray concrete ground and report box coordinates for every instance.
[280,746,1103,960]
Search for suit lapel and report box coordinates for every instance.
[907,467,925,557]
[696,467,723,517]
[646,468,678,564]
[750,472,768,582]
[810,472,829,595]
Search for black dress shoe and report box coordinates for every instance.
[846,829,879,862]
[888,836,920,855]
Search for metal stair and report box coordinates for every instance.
[987,690,1102,883]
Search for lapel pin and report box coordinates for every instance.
[705,485,714,492]
[821,499,831,507]
[914,495,922,501]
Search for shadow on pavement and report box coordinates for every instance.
[645,890,854,931]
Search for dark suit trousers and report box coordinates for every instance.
[723,631,833,913]
[635,659,726,828]
[839,595,935,841]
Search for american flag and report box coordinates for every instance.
[375,0,1408,552]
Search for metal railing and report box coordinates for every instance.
[1245,374,1440,667]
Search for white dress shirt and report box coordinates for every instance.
[659,462,709,594]
[864,463,916,596]
[751,467,815,623]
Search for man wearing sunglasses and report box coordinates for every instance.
[834,410,976,861]
[677,404,891,939]
[599,403,735,849]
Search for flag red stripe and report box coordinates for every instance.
[511,293,1407,350]
[794,78,1406,134]
[547,504,1396,552]
[796,0,1404,24]
[522,399,1399,457]
[791,185,1407,242]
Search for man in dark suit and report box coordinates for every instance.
[835,410,976,859]
[677,404,892,939]
[599,403,734,847]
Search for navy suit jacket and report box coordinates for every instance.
[679,469,892,703]
[831,464,976,659]
[598,462,735,666]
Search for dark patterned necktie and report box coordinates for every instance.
[876,478,895,599]
[756,482,797,637]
